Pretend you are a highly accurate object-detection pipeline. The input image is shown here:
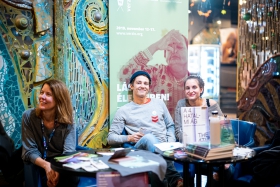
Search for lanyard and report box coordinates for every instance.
[41,119,57,160]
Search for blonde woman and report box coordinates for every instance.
[22,79,78,187]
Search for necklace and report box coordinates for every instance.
[41,119,58,160]
[173,73,188,84]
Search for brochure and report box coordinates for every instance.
[55,152,98,163]
[154,142,183,151]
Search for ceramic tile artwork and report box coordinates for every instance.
[0,30,25,148]
[64,0,109,148]
[0,0,109,149]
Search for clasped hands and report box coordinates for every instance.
[45,163,59,187]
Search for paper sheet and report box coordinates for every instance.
[154,142,183,151]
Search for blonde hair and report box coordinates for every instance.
[36,79,74,124]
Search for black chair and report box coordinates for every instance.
[0,120,24,187]
[253,129,280,154]
[233,129,280,187]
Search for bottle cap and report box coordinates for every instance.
[211,110,218,115]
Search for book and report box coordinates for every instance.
[185,151,233,161]
[109,156,136,163]
[185,142,235,161]
[163,150,175,157]
[181,107,210,145]
[174,150,188,159]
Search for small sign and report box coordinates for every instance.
[181,107,210,145]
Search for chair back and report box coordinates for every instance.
[0,120,15,157]
[253,129,280,154]
[230,119,257,147]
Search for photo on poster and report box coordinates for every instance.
[219,28,238,64]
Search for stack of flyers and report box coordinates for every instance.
[90,160,110,169]
[81,165,99,172]
[55,152,98,163]
[63,161,91,170]
[62,159,109,171]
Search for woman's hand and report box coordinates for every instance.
[127,132,143,143]
[34,157,60,187]
[47,170,59,187]
[44,162,59,187]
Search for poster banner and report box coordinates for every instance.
[181,107,210,145]
[109,0,189,121]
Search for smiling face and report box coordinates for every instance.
[130,75,150,99]
[166,34,188,69]
[38,83,56,112]
[184,79,203,101]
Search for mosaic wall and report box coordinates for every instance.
[0,0,109,149]
[237,0,280,146]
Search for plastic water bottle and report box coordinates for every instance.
[220,115,235,144]
[209,110,221,145]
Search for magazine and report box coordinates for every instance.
[174,150,188,159]
[54,152,108,171]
